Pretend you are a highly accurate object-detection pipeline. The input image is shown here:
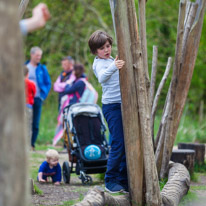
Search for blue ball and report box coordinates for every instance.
[84,145,101,160]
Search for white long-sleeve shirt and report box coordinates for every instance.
[92,56,121,104]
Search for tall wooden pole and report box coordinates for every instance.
[157,0,206,178]
[19,0,30,18]
[138,0,150,95]
[110,1,161,205]
[0,1,28,206]
[110,1,144,205]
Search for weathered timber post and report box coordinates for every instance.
[157,0,206,179]
[110,1,143,205]
[178,143,206,165]
[0,1,28,206]
[110,1,161,205]
[19,0,30,18]
[138,0,150,93]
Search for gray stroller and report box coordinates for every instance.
[62,103,109,185]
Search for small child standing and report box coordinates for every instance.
[88,30,128,193]
[24,66,36,146]
[38,149,62,185]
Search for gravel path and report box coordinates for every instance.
[30,149,104,206]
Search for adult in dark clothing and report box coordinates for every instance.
[53,64,86,146]
[63,64,86,104]
[53,56,75,110]
[26,46,51,150]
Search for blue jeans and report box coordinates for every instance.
[102,103,128,184]
[31,97,42,147]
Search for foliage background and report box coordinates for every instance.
[22,0,206,145]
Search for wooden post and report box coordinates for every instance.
[158,0,206,178]
[138,0,150,94]
[110,1,161,205]
[19,0,30,18]
[171,149,195,173]
[109,1,143,205]
[0,1,28,206]
[178,143,206,165]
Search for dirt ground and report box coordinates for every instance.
[182,175,206,206]
[30,150,206,206]
[30,150,105,206]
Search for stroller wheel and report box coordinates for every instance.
[62,161,71,184]
[82,175,93,185]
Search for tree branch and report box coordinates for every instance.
[19,0,30,18]
[150,45,158,109]
[151,57,172,142]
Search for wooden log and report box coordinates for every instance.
[0,1,28,206]
[171,149,195,173]
[178,143,205,165]
[73,186,130,206]
[161,162,190,206]
[75,163,190,206]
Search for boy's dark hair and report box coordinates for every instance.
[24,65,29,76]
[88,30,113,54]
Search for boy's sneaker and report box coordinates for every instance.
[105,182,125,193]
[119,181,129,193]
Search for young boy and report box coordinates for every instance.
[38,149,62,185]
[24,66,36,146]
[88,30,128,193]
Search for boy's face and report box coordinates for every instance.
[96,40,111,59]
[48,157,59,167]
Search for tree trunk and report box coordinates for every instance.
[110,1,144,205]
[0,1,28,206]
[178,143,206,165]
[171,149,195,173]
[156,0,206,179]
[110,1,161,205]
[138,0,150,94]
[19,0,30,18]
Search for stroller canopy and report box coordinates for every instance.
[65,103,106,132]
